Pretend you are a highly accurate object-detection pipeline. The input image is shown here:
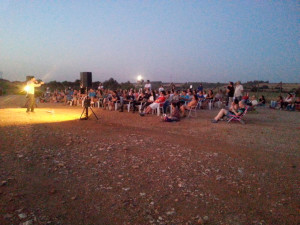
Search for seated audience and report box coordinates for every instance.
[162,102,181,122]
[258,95,266,106]
[276,96,284,109]
[214,89,224,102]
[211,101,246,123]
[206,90,214,100]
[283,93,294,109]
[242,92,250,104]
[179,90,190,105]
[108,91,120,110]
[140,91,166,115]
[201,90,213,108]
[141,90,156,111]
[120,89,135,112]
[246,95,258,111]
[88,88,96,105]
[163,90,172,113]
[180,94,198,117]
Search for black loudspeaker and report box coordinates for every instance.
[80,72,92,88]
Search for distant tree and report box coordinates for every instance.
[181,82,190,90]
[251,87,258,92]
[74,79,81,86]
[120,81,135,90]
[93,81,100,89]
[62,81,73,87]
[46,80,64,91]
[103,77,120,90]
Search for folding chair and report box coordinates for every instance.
[227,107,248,124]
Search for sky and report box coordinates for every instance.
[0,0,299,83]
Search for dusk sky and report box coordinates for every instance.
[0,1,299,83]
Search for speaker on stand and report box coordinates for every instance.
[80,72,92,89]
[79,72,98,120]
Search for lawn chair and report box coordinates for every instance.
[227,107,248,124]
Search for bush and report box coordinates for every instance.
[103,78,120,90]
[251,87,258,92]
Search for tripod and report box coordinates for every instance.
[80,96,99,120]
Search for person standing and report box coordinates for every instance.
[226,82,234,107]
[26,77,44,113]
[197,83,203,92]
[144,80,152,91]
[234,81,243,102]
[158,85,164,93]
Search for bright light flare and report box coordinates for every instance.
[0,108,79,125]
[137,75,142,81]
[24,86,30,92]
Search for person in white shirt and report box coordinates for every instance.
[158,85,164,93]
[26,77,44,112]
[98,82,104,90]
[144,80,151,91]
[250,96,258,106]
[234,81,244,101]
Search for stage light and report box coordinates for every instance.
[137,75,142,81]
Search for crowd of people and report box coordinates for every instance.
[37,81,300,123]
[269,93,300,111]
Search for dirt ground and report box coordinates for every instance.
[0,95,299,225]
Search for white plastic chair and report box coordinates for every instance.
[187,106,197,118]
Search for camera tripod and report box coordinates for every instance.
[79,96,99,120]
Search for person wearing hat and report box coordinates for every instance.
[26,77,44,112]
[234,81,243,102]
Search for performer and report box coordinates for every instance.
[26,77,44,113]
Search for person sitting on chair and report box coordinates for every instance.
[257,95,266,106]
[283,93,294,109]
[119,89,135,112]
[88,88,96,106]
[109,91,120,110]
[180,94,198,117]
[201,90,214,108]
[140,91,166,116]
[179,90,190,106]
[163,90,173,113]
[211,100,246,123]
[277,96,284,109]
